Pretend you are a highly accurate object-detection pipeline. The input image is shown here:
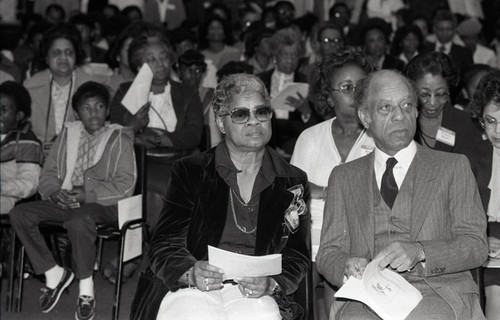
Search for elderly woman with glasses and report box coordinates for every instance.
[131,73,310,320]
[258,27,321,157]
[404,51,483,160]
[290,47,375,318]
[469,69,500,320]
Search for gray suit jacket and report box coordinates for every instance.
[317,145,488,319]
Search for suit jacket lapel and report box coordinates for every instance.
[350,154,375,257]
[410,147,440,240]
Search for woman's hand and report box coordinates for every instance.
[127,103,150,132]
[489,237,500,258]
[193,261,224,292]
[237,276,272,298]
[286,92,311,117]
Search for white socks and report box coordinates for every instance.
[79,276,94,298]
[45,266,94,298]
[45,265,65,289]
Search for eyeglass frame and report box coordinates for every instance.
[330,82,357,95]
[416,91,449,103]
[480,115,500,129]
[320,37,342,44]
[220,105,273,124]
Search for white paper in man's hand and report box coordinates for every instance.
[270,83,309,120]
[335,258,422,320]
[121,63,153,115]
[208,246,281,279]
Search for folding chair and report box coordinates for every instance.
[9,145,147,319]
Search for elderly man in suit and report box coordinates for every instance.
[316,69,488,319]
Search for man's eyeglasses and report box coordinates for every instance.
[221,106,273,124]
[331,82,356,95]
[321,37,342,44]
[480,115,500,129]
[417,91,449,103]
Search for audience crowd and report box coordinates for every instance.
[1,1,500,320]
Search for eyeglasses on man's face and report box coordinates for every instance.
[417,91,449,103]
[222,105,273,124]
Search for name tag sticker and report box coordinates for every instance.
[436,127,456,146]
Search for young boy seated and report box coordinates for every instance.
[10,81,136,320]
[1,81,43,214]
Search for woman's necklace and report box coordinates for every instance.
[229,189,256,234]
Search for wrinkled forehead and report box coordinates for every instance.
[370,73,414,101]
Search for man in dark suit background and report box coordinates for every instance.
[361,18,405,72]
[317,70,487,319]
[423,9,473,75]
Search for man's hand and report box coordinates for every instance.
[488,237,500,259]
[237,276,272,298]
[344,257,369,279]
[375,241,425,272]
[192,261,224,292]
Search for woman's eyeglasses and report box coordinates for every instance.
[331,82,356,95]
[417,91,449,103]
[321,37,342,44]
[480,116,500,129]
[222,106,273,124]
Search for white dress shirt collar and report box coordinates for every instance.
[374,140,417,190]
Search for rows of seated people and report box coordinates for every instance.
[1,1,500,320]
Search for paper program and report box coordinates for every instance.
[335,258,422,320]
[208,246,281,279]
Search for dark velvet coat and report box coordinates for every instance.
[130,146,311,320]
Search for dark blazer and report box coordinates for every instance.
[130,146,311,320]
[382,54,405,72]
[258,69,321,156]
[317,145,488,319]
[422,42,473,74]
[109,80,203,152]
[415,103,484,165]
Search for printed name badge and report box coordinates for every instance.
[435,127,455,146]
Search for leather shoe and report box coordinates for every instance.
[76,295,95,320]
[40,268,74,313]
